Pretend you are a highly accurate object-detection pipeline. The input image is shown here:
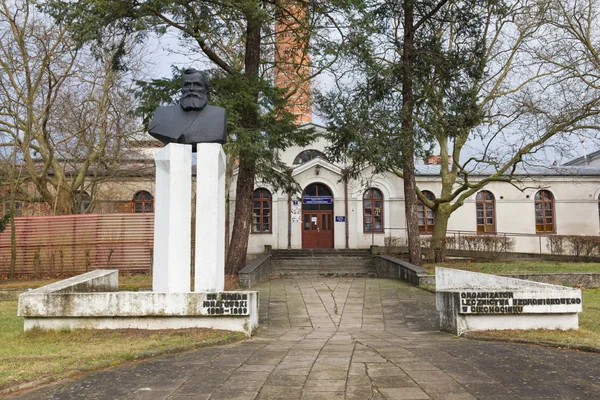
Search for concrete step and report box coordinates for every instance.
[273,260,373,267]
[271,249,372,260]
[271,270,377,278]
[271,266,376,272]
[269,249,375,278]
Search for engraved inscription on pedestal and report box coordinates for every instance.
[202,293,250,316]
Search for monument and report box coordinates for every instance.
[148,68,228,293]
[17,69,258,336]
[436,267,582,335]
[148,69,226,149]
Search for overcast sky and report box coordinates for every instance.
[148,35,594,167]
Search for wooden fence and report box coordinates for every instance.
[0,214,154,276]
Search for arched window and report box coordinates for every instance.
[133,191,154,213]
[363,188,383,232]
[535,190,555,233]
[476,191,495,233]
[252,189,272,233]
[417,191,435,233]
[74,191,91,214]
[3,193,23,217]
[293,149,326,165]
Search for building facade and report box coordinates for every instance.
[233,124,600,255]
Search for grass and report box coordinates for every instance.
[423,260,600,275]
[0,300,245,392]
[467,288,600,349]
[0,274,152,291]
[0,272,243,392]
[0,273,240,291]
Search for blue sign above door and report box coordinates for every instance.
[303,196,332,205]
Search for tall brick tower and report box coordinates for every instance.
[274,0,312,124]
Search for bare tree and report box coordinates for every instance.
[0,0,141,214]
[414,0,600,256]
[319,0,600,258]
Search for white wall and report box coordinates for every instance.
[232,139,600,255]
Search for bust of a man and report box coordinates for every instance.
[148,69,227,151]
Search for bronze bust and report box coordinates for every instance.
[148,69,227,151]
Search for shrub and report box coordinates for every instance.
[546,235,600,259]
[546,236,566,255]
[384,236,405,247]
[460,235,515,259]
[565,235,600,260]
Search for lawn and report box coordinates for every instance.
[0,273,243,393]
[0,274,153,291]
[0,299,245,393]
[423,260,600,275]
[0,273,239,291]
[467,287,600,349]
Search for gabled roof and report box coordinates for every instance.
[291,156,342,177]
[414,164,600,177]
[562,149,600,166]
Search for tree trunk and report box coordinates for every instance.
[51,184,74,215]
[225,11,261,274]
[401,0,421,266]
[9,215,16,278]
[224,153,236,265]
[431,205,450,261]
[226,156,255,274]
[9,149,17,278]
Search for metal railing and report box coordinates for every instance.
[378,227,599,256]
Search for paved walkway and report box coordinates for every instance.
[13,278,600,399]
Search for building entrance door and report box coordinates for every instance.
[302,183,334,249]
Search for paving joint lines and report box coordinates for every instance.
[10,277,600,400]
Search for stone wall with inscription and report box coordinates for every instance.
[436,267,582,335]
[18,271,260,336]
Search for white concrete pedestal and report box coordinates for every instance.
[194,144,226,292]
[153,143,192,292]
[17,142,260,337]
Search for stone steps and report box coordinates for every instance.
[271,249,371,260]
[269,249,376,278]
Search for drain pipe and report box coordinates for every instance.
[286,169,292,249]
[287,192,292,249]
[343,169,349,249]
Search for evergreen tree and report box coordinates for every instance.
[45,0,355,273]
[318,0,600,259]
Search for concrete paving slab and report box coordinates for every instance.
[10,277,600,400]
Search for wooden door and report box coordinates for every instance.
[301,183,334,249]
[302,210,333,249]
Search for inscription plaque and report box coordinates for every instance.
[202,293,250,316]
[458,291,582,315]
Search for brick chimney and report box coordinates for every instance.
[275,0,311,124]
[424,155,452,165]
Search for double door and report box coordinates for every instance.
[302,210,333,249]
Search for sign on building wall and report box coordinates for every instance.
[335,216,346,222]
[291,206,301,223]
[303,196,332,205]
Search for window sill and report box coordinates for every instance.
[251,231,273,235]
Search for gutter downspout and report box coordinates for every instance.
[344,168,349,249]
